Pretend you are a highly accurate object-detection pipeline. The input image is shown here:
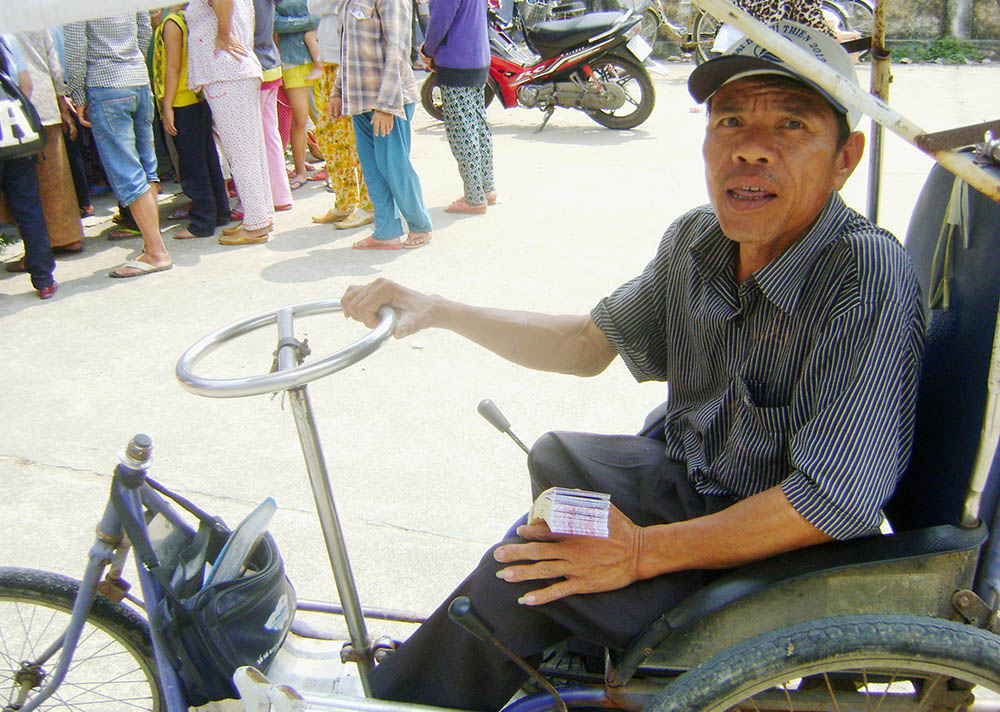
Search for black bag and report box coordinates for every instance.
[0,53,46,160]
[113,485,296,707]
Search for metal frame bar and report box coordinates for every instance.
[691,0,1000,204]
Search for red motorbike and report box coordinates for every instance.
[420,7,656,130]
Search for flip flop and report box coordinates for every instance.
[109,260,173,278]
[403,233,431,249]
[108,227,141,240]
[352,235,403,250]
[308,170,328,182]
[289,178,306,191]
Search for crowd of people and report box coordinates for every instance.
[0,0,496,296]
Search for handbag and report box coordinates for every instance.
[113,485,297,707]
[0,54,46,160]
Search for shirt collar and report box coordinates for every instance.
[691,193,850,315]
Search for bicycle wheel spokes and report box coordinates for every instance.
[0,596,157,711]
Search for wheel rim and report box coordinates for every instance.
[703,656,1000,711]
[693,13,719,64]
[0,598,159,711]
[641,10,659,46]
[591,60,647,122]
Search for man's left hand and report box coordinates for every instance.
[493,504,643,606]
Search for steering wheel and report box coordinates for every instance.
[176,299,396,398]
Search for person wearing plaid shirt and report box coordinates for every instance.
[64,14,172,278]
[330,0,433,250]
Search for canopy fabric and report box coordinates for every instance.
[0,1,171,34]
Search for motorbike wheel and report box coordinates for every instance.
[586,55,655,130]
[420,75,496,122]
[691,9,720,65]
[640,9,660,48]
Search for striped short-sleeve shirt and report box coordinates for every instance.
[591,193,925,540]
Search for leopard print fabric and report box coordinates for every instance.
[734,0,835,36]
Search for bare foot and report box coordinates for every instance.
[174,228,199,239]
[110,253,172,278]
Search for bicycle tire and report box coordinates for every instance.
[690,9,720,65]
[648,614,1000,711]
[0,567,163,712]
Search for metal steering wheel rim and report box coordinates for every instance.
[175,299,396,398]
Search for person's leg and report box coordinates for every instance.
[0,157,56,293]
[87,85,170,273]
[200,102,233,227]
[205,79,273,234]
[441,85,487,206]
[286,84,312,186]
[372,104,432,236]
[260,79,294,208]
[371,433,731,711]
[352,112,403,241]
[473,84,496,198]
[172,103,216,237]
[63,117,93,213]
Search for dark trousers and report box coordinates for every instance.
[63,118,91,209]
[0,156,55,289]
[369,432,734,711]
[173,102,229,236]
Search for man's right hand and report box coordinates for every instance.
[342,278,436,339]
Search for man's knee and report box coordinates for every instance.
[527,431,583,497]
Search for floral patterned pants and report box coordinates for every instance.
[316,63,372,213]
[441,84,495,206]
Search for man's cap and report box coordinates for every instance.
[688,20,861,129]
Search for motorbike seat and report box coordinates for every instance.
[527,11,626,60]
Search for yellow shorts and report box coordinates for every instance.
[282,63,317,89]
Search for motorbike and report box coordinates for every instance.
[420,6,656,131]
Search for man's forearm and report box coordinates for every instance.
[429,297,617,376]
[213,0,235,35]
[637,486,834,579]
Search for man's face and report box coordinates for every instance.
[703,77,863,262]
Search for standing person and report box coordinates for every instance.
[64,13,173,278]
[47,25,94,219]
[155,6,231,239]
[0,35,57,299]
[338,22,924,711]
[306,0,374,228]
[5,30,86,254]
[252,0,294,213]
[330,0,433,250]
[187,0,274,245]
[274,0,319,191]
[420,0,496,214]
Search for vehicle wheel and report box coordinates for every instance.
[420,75,496,122]
[830,0,874,37]
[586,55,655,130]
[640,9,660,48]
[691,9,720,65]
[0,567,163,711]
[648,614,1000,712]
[820,0,851,36]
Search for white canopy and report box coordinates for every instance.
[1,1,171,34]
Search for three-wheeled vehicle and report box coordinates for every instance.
[2,0,1000,710]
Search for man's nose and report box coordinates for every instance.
[732,128,776,164]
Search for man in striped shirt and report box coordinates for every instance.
[341,21,924,711]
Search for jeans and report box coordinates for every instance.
[0,156,55,290]
[173,102,230,236]
[352,103,432,240]
[86,85,158,206]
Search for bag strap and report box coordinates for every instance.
[111,481,176,592]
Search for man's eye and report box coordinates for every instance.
[718,116,741,128]
[782,119,805,129]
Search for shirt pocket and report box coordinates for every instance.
[348,0,375,21]
[725,376,791,484]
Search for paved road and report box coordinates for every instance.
[2,63,998,636]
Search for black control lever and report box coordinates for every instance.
[477,399,530,455]
[448,597,568,712]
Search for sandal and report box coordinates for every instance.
[403,232,431,249]
[352,235,404,250]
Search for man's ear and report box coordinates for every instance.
[832,130,865,191]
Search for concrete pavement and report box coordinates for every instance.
[2,63,999,635]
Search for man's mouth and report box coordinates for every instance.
[727,185,777,201]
